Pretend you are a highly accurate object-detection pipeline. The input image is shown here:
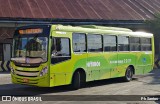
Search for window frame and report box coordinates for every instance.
[51,37,71,64]
[103,35,117,52]
[87,34,103,52]
[72,33,87,53]
[117,35,129,52]
[140,37,152,51]
[129,37,141,52]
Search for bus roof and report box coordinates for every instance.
[79,25,132,32]
[54,25,153,38]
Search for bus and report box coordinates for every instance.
[10,25,154,89]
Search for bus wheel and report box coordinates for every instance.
[123,67,133,82]
[71,71,81,90]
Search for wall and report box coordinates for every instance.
[0,27,15,72]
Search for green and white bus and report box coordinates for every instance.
[10,25,154,89]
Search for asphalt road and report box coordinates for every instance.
[0,69,160,104]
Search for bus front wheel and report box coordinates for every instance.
[123,67,133,82]
[71,71,81,90]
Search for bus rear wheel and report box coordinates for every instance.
[71,71,81,90]
[123,67,133,82]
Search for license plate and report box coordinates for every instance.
[23,78,29,83]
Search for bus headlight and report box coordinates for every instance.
[40,67,48,76]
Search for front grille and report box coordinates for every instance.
[15,69,39,77]
[17,81,38,84]
[14,62,40,68]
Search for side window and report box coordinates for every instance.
[87,34,102,52]
[129,37,140,51]
[51,38,71,64]
[73,33,86,52]
[118,36,129,51]
[140,38,152,51]
[103,35,117,51]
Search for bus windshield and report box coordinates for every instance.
[12,36,48,64]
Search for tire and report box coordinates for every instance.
[123,67,133,82]
[71,71,81,90]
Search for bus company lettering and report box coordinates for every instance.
[110,59,131,64]
[87,61,101,67]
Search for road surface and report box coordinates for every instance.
[0,69,160,104]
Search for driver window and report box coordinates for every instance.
[51,37,71,64]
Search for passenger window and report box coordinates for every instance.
[118,36,129,51]
[103,35,117,51]
[129,37,140,51]
[73,33,86,52]
[51,38,71,64]
[140,38,152,51]
[87,34,102,52]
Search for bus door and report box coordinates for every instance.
[50,36,72,86]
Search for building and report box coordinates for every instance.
[0,0,160,71]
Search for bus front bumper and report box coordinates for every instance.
[11,73,50,87]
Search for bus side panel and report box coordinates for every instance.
[143,52,153,74]
[135,52,144,75]
[87,53,103,81]
[100,52,117,80]
[72,53,88,80]
[112,52,136,78]
[135,52,153,75]
[73,53,111,82]
[73,53,113,82]
[106,52,118,79]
